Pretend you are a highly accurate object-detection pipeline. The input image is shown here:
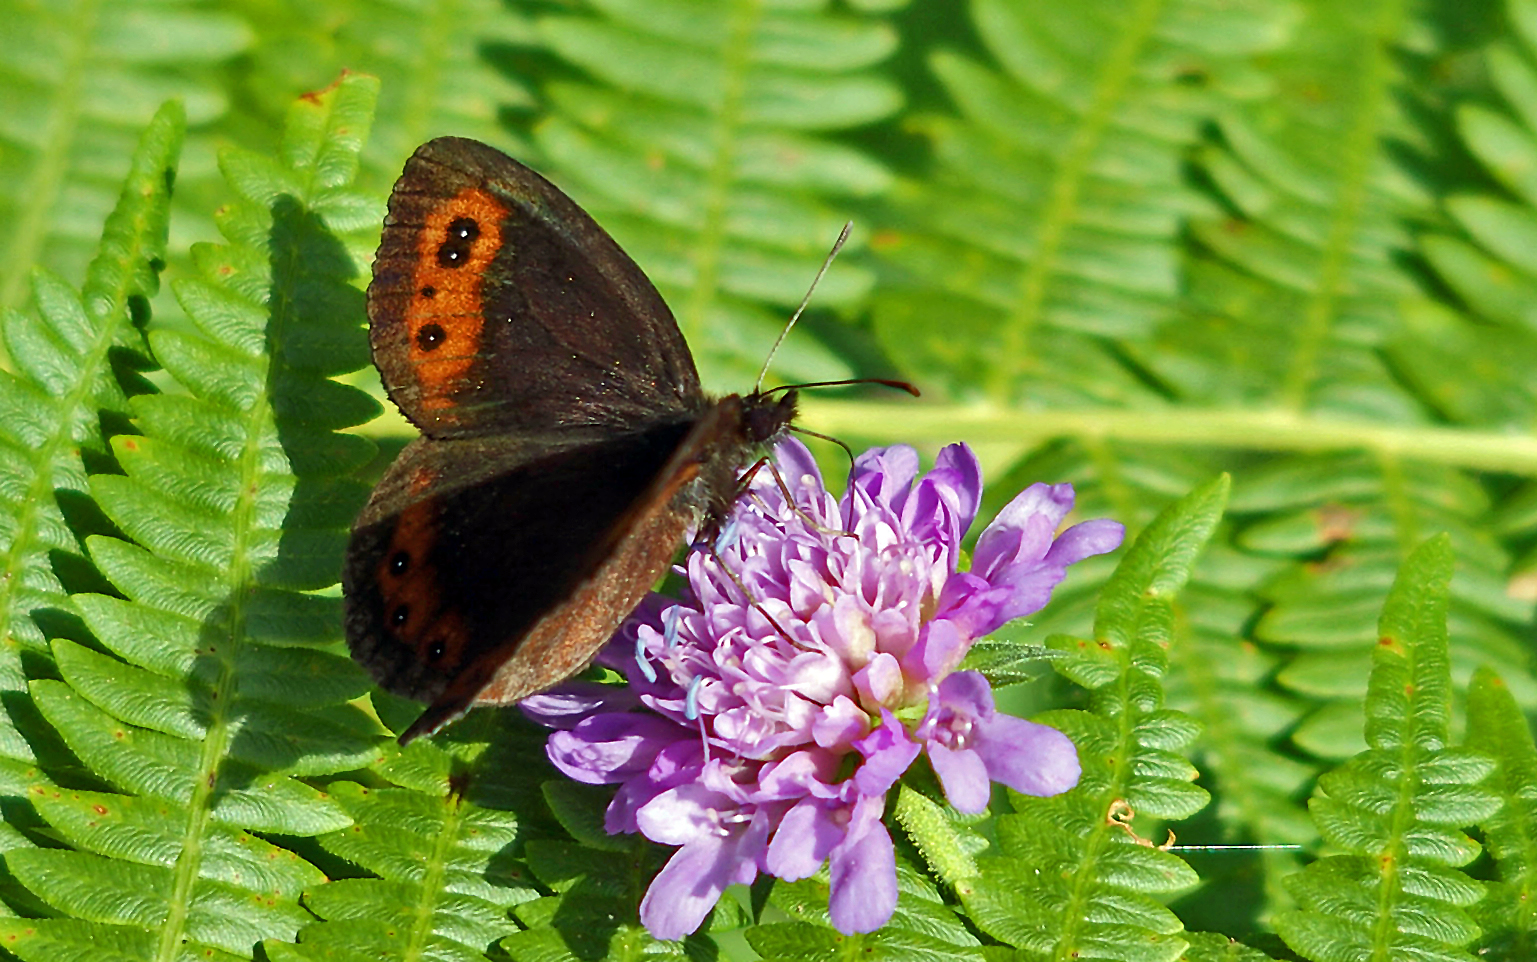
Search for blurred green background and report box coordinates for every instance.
[4,0,1537,936]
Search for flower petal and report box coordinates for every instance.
[759,749,838,798]
[519,682,639,729]
[636,782,728,846]
[774,438,826,497]
[605,739,705,834]
[546,713,680,784]
[936,670,994,714]
[975,714,1082,797]
[851,445,919,515]
[853,709,920,796]
[640,835,730,940]
[828,797,897,933]
[812,695,868,751]
[766,797,841,881]
[853,651,903,706]
[903,617,966,685]
[974,509,1056,584]
[1046,518,1126,567]
[639,811,769,940]
[927,742,991,814]
[932,443,982,534]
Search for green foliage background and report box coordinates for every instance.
[1,0,1536,960]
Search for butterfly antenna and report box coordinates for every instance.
[789,424,856,468]
[767,378,919,398]
[755,221,853,393]
[785,424,881,534]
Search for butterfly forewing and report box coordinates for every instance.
[368,137,702,439]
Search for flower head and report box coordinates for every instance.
[524,439,1123,939]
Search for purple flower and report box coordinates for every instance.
[918,672,1081,814]
[524,439,1123,939]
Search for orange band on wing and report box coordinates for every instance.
[407,187,509,412]
[379,499,472,671]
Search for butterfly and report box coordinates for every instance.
[343,137,797,744]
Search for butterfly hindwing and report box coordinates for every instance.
[343,420,700,708]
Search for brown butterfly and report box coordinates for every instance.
[344,138,797,744]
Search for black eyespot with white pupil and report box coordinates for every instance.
[416,323,446,352]
[436,217,480,268]
[388,551,410,575]
[390,605,409,628]
[427,640,446,662]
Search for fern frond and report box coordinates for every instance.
[953,476,1227,961]
[0,0,250,313]
[1181,930,1282,962]
[524,0,902,387]
[870,0,1293,407]
[1236,456,1530,751]
[239,0,540,191]
[753,856,987,962]
[280,712,572,961]
[1124,1,1532,920]
[1182,448,1530,921]
[0,75,385,961]
[1420,2,1537,343]
[0,94,179,700]
[0,100,181,923]
[1419,0,1537,588]
[1159,572,1312,921]
[1466,668,1537,960]
[1274,536,1497,962]
[1158,0,1535,781]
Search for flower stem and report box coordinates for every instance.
[801,399,1537,475]
[892,785,977,886]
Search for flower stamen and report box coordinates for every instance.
[684,674,705,721]
[635,632,658,682]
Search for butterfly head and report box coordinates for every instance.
[744,388,798,448]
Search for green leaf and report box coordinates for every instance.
[523,0,902,389]
[893,783,981,884]
[287,714,557,961]
[27,781,323,892]
[1180,931,1283,962]
[957,477,1224,959]
[0,1,249,315]
[292,779,535,958]
[747,918,986,962]
[1053,474,1230,685]
[2,77,388,958]
[873,0,1289,405]
[0,95,180,680]
[1465,668,1537,960]
[6,848,314,954]
[761,858,983,960]
[960,637,1055,688]
[0,98,184,917]
[542,779,630,853]
[1274,536,1495,962]
[0,917,243,962]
